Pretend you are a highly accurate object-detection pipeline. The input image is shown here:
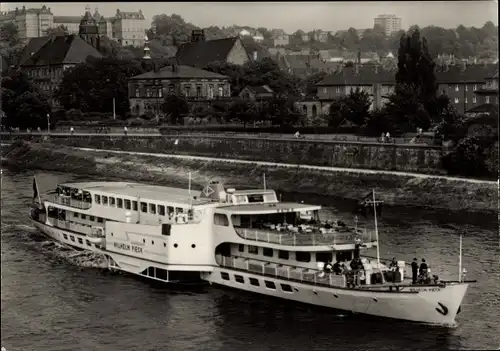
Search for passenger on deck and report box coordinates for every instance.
[419,258,428,276]
[389,257,398,270]
[324,262,333,273]
[411,258,419,284]
[333,261,342,275]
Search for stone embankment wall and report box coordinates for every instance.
[3,134,445,174]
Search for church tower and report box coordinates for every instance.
[79,5,100,50]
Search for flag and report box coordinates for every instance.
[32,177,38,201]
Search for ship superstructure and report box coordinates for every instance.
[29,178,472,325]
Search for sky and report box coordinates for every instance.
[1,1,498,33]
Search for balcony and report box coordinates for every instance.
[49,194,92,210]
[234,226,375,247]
[216,254,346,288]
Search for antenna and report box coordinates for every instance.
[372,189,380,265]
[263,173,266,190]
[458,233,463,283]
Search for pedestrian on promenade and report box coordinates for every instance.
[124,126,128,136]
[70,127,74,135]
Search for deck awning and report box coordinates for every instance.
[217,202,321,215]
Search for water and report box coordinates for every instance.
[1,169,499,351]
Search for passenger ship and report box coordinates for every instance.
[29,177,472,325]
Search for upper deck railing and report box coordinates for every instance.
[234,226,374,247]
[48,195,92,210]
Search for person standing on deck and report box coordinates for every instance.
[411,258,419,284]
[419,258,428,276]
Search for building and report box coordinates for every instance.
[467,70,499,116]
[239,85,274,101]
[0,5,54,42]
[127,64,231,117]
[273,34,290,47]
[53,16,81,34]
[110,9,146,47]
[175,30,251,68]
[374,14,402,37]
[19,7,103,104]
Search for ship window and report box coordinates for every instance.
[78,238,83,244]
[167,206,174,215]
[248,245,258,254]
[221,272,230,280]
[132,201,138,211]
[278,250,289,260]
[281,284,293,293]
[295,252,311,262]
[117,198,123,208]
[214,213,229,226]
[140,202,147,213]
[81,214,86,220]
[89,216,95,221]
[95,195,101,204]
[124,199,131,210]
[97,217,104,223]
[264,281,276,289]
[234,275,244,283]
[247,194,264,203]
[249,277,260,286]
[238,244,244,252]
[316,252,333,263]
[158,205,165,216]
[86,240,91,246]
[149,204,156,214]
[102,196,108,205]
[109,197,116,206]
[73,212,79,218]
[162,224,171,236]
[156,268,168,281]
[63,234,68,239]
[70,236,75,242]
[336,251,352,262]
[175,207,183,214]
[263,248,273,257]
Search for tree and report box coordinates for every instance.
[151,14,198,45]
[162,94,189,125]
[327,88,372,128]
[45,25,69,36]
[0,23,20,46]
[265,95,303,127]
[227,99,258,126]
[14,91,51,129]
[56,57,145,117]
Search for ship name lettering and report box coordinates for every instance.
[131,245,143,254]
[113,242,130,251]
[277,208,293,213]
[408,287,441,292]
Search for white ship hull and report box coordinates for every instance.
[203,267,468,326]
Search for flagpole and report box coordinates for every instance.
[34,176,42,206]
[372,189,380,265]
[458,233,463,283]
[137,193,141,223]
[188,172,192,208]
[263,173,266,190]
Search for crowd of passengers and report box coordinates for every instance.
[255,218,353,234]
[319,244,438,287]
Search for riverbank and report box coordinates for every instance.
[2,141,497,214]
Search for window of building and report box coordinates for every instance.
[278,250,289,260]
[473,84,477,91]
[117,198,123,208]
[454,97,459,104]
[70,236,75,242]
[73,212,79,218]
[455,84,459,92]
[234,275,245,283]
[263,248,273,257]
[184,86,190,97]
[220,272,230,280]
[281,284,293,292]
[196,86,202,98]
[102,196,108,205]
[473,96,477,104]
[158,205,165,216]
[218,86,223,97]
[135,88,140,97]
[465,97,468,104]
[146,88,151,97]
[140,202,148,213]
[249,277,260,286]
[158,88,163,97]
[78,238,83,244]
[149,203,156,214]
[208,85,214,99]
[295,252,311,262]
[97,217,104,223]
[238,244,244,252]
[486,96,490,104]
[465,85,468,91]
[124,199,131,210]
[264,281,276,289]
[214,213,229,226]
[63,234,68,239]
[86,240,91,246]
[323,87,327,93]
[132,201,138,211]
[248,245,258,254]
[89,216,95,221]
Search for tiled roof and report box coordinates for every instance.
[247,85,274,94]
[466,103,498,114]
[21,35,102,67]
[176,37,243,68]
[129,65,229,80]
[54,16,82,23]
[241,41,271,60]
[435,64,497,83]
[317,66,395,86]
[19,36,52,65]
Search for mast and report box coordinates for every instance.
[372,189,380,264]
[263,173,266,190]
[188,172,192,208]
[458,233,463,283]
[137,192,141,223]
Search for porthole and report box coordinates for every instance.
[152,240,154,245]
[164,243,166,247]
[174,243,178,248]
[191,244,196,248]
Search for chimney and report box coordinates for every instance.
[171,64,177,73]
[357,51,361,64]
[253,51,258,61]
[191,29,205,43]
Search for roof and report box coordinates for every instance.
[175,37,241,68]
[241,41,271,60]
[1,55,9,74]
[19,36,51,65]
[435,64,497,83]
[53,16,82,23]
[465,103,499,114]
[129,64,229,80]
[217,202,321,214]
[246,85,274,94]
[148,39,177,58]
[59,181,207,206]
[20,35,103,67]
[317,66,394,86]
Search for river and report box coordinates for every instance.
[1,169,499,351]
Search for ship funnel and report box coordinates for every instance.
[200,180,227,202]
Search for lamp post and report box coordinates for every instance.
[46,113,50,134]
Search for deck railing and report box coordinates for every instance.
[49,195,92,210]
[216,254,346,288]
[234,227,374,247]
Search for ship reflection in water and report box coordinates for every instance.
[1,169,499,351]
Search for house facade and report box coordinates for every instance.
[111,9,146,47]
[0,5,54,42]
[127,65,231,117]
[238,85,274,101]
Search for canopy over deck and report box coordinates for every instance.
[217,202,321,214]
